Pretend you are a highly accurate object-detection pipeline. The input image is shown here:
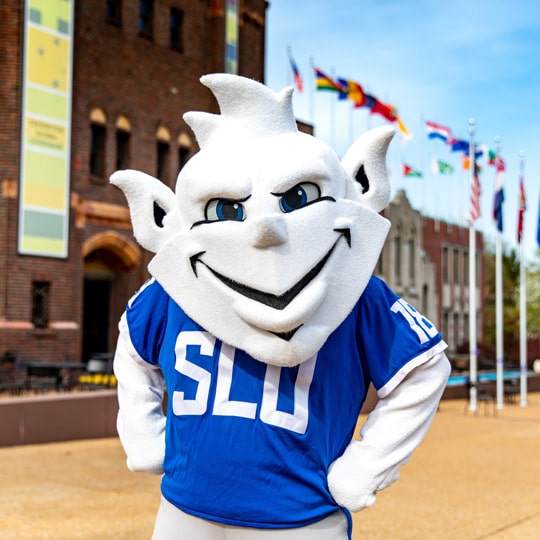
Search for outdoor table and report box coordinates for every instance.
[21,361,85,391]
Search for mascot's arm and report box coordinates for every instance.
[114,325,166,475]
[328,351,450,512]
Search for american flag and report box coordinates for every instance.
[470,161,481,223]
[517,175,526,243]
[288,51,303,94]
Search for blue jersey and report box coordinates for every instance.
[123,276,445,529]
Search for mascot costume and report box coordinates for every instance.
[111,74,450,539]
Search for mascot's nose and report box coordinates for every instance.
[250,216,288,248]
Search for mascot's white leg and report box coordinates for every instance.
[328,352,451,512]
[114,314,166,474]
[152,497,349,540]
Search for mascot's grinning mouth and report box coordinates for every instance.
[189,228,351,314]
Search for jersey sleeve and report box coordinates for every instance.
[357,277,447,398]
[122,278,169,366]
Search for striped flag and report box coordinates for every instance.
[425,121,452,142]
[517,175,526,243]
[313,67,346,93]
[470,161,481,222]
[537,191,540,247]
[288,51,303,93]
[492,165,504,232]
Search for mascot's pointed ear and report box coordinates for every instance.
[110,169,178,253]
[341,125,394,213]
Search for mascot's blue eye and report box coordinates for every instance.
[279,183,321,213]
[205,199,246,222]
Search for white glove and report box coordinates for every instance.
[114,314,166,474]
[328,352,450,512]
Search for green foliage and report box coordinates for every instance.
[483,246,540,363]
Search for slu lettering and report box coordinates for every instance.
[390,299,438,344]
[172,330,316,434]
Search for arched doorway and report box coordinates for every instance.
[82,232,141,362]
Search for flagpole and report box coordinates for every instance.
[468,118,478,411]
[330,67,336,149]
[309,56,315,126]
[518,150,528,406]
[286,44,292,87]
[494,136,504,409]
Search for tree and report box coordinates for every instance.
[484,245,540,365]
[483,246,520,364]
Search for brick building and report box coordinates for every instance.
[0,0,268,364]
[377,190,485,359]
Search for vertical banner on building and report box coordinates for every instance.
[224,0,238,74]
[18,0,74,258]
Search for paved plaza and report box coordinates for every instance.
[1,394,540,539]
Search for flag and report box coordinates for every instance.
[288,52,303,93]
[492,166,504,232]
[313,67,346,92]
[517,174,526,243]
[432,158,454,175]
[336,78,367,107]
[495,155,505,171]
[470,161,481,223]
[370,97,398,122]
[425,121,452,142]
[448,138,484,158]
[447,138,469,153]
[396,116,411,139]
[403,164,422,177]
[537,191,540,247]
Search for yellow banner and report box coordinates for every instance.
[19,0,73,258]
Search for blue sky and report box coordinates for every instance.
[264,0,540,263]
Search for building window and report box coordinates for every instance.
[31,281,50,329]
[139,0,154,38]
[115,115,131,171]
[453,248,460,284]
[177,132,192,172]
[394,236,401,282]
[408,237,415,283]
[90,123,106,178]
[157,141,170,183]
[463,250,469,286]
[442,310,449,342]
[170,8,184,51]
[422,284,428,315]
[116,130,130,170]
[178,146,190,171]
[442,246,449,284]
[453,312,459,349]
[106,0,122,26]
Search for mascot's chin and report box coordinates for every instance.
[111,73,451,539]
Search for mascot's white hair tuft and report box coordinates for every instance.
[184,74,299,148]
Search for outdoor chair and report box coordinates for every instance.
[464,380,496,416]
[79,353,115,390]
[24,364,60,392]
[0,351,24,395]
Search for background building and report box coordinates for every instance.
[377,190,485,363]
[1,0,485,370]
[0,0,268,364]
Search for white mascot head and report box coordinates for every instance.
[111,74,394,367]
